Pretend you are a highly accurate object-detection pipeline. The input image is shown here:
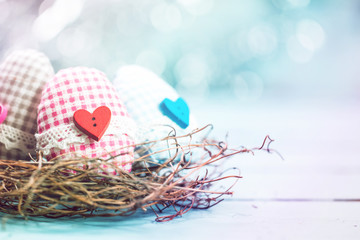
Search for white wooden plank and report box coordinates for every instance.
[1,201,360,240]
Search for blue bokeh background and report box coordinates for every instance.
[1,0,360,103]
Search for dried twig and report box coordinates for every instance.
[0,125,275,221]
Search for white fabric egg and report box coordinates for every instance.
[113,65,199,163]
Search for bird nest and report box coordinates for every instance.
[0,125,275,222]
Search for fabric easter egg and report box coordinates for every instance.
[0,49,54,160]
[113,65,198,162]
[36,67,136,173]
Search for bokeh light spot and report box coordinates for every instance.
[247,24,278,56]
[56,27,86,57]
[175,53,210,87]
[175,53,211,97]
[296,19,325,51]
[150,3,182,32]
[177,0,214,16]
[287,36,313,63]
[272,0,311,10]
[287,0,311,8]
[32,0,84,42]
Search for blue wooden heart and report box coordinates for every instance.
[159,97,190,129]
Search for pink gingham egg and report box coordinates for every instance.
[0,49,54,160]
[36,67,136,173]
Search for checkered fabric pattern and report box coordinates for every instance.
[114,65,179,126]
[37,67,135,173]
[0,49,54,160]
[113,65,198,162]
[114,65,198,130]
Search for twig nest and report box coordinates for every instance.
[0,49,54,160]
[114,65,199,162]
[36,67,136,173]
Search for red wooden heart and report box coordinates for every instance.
[73,106,111,141]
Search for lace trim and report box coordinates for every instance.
[36,117,137,155]
[0,124,36,153]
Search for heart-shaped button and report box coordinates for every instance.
[159,97,189,129]
[0,104,8,124]
[73,106,111,141]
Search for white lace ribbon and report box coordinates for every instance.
[35,117,137,155]
[0,124,36,153]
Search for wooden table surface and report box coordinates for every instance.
[1,97,359,240]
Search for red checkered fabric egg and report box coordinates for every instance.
[0,49,54,160]
[36,67,136,173]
